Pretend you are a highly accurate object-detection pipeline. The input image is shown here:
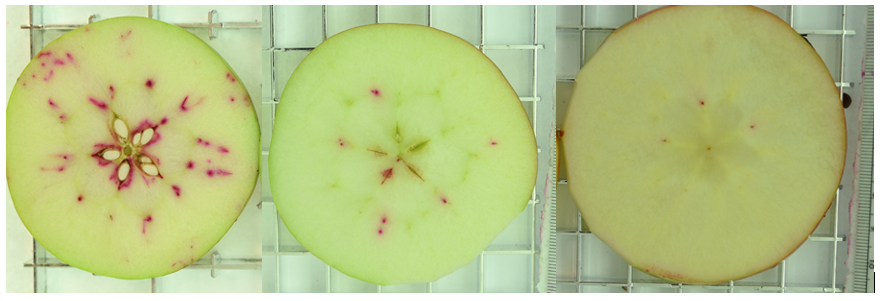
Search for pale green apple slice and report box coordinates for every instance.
[270,23,537,285]
[6,17,259,279]
[562,6,846,284]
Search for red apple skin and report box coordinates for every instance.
[564,5,846,284]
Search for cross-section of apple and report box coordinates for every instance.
[6,17,259,279]
[562,6,846,284]
[269,23,537,286]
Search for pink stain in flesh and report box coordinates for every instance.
[700,101,705,105]
[378,229,383,235]
[66,52,75,63]
[491,141,497,145]
[226,73,235,82]
[43,70,54,82]
[145,79,154,88]
[160,117,168,125]
[142,216,152,234]
[172,185,181,197]
[32,74,36,78]
[442,198,447,204]
[121,30,132,40]
[48,99,57,107]
[382,217,387,224]
[40,63,45,68]
[218,146,229,153]
[338,138,345,147]
[187,161,194,169]
[750,125,755,129]
[89,97,108,110]
[53,59,65,66]
[662,139,667,142]
[77,195,83,202]
[180,96,190,111]
[230,96,235,102]
[109,86,115,99]
[381,168,393,184]
[206,169,232,177]
[197,138,211,146]
[37,51,51,58]
[59,114,67,121]
[371,89,380,96]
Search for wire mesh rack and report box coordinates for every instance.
[555,5,872,293]
[261,5,555,293]
[5,5,263,293]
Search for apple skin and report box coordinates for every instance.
[562,5,845,284]
[6,16,259,280]
[269,23,538,286]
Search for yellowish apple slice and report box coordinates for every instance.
[562,6,846,284]
[6,17,259,279]
[269,23,537,285]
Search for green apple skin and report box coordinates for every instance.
[270,23,538,286]
[6,17,259,280]
[562,6,845,284]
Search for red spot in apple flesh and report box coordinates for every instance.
[491,141,497,146]
[378,229,384,235]
[180,96,190,111]
[230,96,235,102]
[206,169,232,177]
[381,168,393,184]
[226,73,235,82]
[48,99,57,107]
[37,51,51,58]
[77,195,83,202]
[53,59,65,66]
[172,185,181,197]
[371,89,380,96]
[121,30,132,40]
[145,79,154,88]
[89,97,108,110]
[109,215,113,220]
[197,138,211,146]
[442,197,448,204]
[187,161,194,169]
[43,70,54,82]
[160,117,168,125]
[66,52,75,64]
[109,86,115,99]
[142,215,152,234]
[218,146,229,153]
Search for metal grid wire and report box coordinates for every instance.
[555,5,868,293]
[13,5,262,293]
[262,5,551,293]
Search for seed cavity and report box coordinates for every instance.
[102,150,121,160]
[141,163,159,176]
[118,161,130,181]
[113,119,129,140]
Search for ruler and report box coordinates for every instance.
[853,5,875,294]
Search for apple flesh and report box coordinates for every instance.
[562,6,846,284]
[269,23,537,286]
[6,17,259,279]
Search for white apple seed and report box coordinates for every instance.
[140,156,152,164]
[113,119,129,140]
[132,133,142,146]
[118,161,130,182]
[140,128,155,145]
[102,150,121,160]
[141,163,159,176]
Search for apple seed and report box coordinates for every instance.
[102,150,121,160]
[132,133,142,146]
[140,156,152,164]
[141,163,159,176]
[113,119,129,140]
[140,128,155,145]
[118,161,130,181]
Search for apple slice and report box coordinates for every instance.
[562,6,846,284]
[6,17,259,279]
[269,23,537,285]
